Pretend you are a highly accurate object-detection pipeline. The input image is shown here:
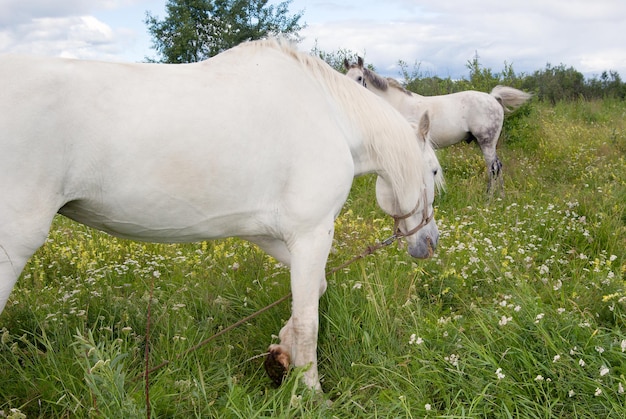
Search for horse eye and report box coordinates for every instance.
[433,169,438,176]
[357,76,363,82]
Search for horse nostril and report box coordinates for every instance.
[426,236,436,257]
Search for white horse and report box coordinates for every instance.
[0,39,443,391]
[345,58,531,192]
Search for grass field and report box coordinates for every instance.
[1,99,625,418]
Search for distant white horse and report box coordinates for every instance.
[0,39,443,391]
[345,58,531,192]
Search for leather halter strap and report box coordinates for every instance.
[391,191,432,238]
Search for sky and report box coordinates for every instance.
[0,0,624,80]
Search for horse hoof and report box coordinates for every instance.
[264,344,291,386]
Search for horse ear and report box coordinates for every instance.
[409,111,430,144]
[418,111,430,142]
[343,58,350,70]
[357,56,364,68]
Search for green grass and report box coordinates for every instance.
[1,99,625,418]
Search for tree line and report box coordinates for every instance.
[146,0,625,102]
[397,53,626,103]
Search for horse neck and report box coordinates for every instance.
[345,110,424,215]
[367,83,407,111]
[348,134,385,177]
[362,80,409,112]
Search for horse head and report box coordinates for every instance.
[375,111,442,259]
[344,56,367,87]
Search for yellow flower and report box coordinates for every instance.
[602,293,620,302]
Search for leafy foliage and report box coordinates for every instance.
[396,52,625,101]
[309,40,361,73]
[145,0,304,63]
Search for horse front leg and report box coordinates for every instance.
[0,211,54,314]
[265,225,333,391]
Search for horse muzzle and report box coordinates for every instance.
[407,228,438,259]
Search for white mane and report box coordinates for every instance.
[241,38,429,196]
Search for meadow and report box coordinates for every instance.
[1,98,625,418]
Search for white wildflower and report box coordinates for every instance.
[1,328,10,345]
[594,387,602,396]
[495,368,505,380]
[408,334,423,345]
[445,354,459,367]
[499,315,512,326]
[600,366,610,376]
[8,408,26,419]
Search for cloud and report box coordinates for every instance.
[0,0,624,78]
[0,15,122,59]
[296,0,626,78]
[0,1,140,60]
[0,0,109,26]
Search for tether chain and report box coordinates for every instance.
[136,231,403,381]
[138,199,431,381]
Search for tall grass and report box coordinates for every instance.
[1,99,625,417]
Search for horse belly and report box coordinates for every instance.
[428,114,470,148]
[2,54,355,244]
[57,132,302,242]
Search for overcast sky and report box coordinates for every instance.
[0,0,624,80]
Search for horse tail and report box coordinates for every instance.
[490,85,532,114]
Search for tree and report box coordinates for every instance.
[522,63,585,103]
[145,0,304,63]
[310,40,360,73]
[465,51,497,92]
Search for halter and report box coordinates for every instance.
[391,190,432,238]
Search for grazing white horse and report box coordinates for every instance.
[0,38,443,390]
[345,58,531,192]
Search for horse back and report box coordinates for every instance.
[0,52,355,242]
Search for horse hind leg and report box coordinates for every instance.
[487,156,504,196]
[475,124,504,196]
